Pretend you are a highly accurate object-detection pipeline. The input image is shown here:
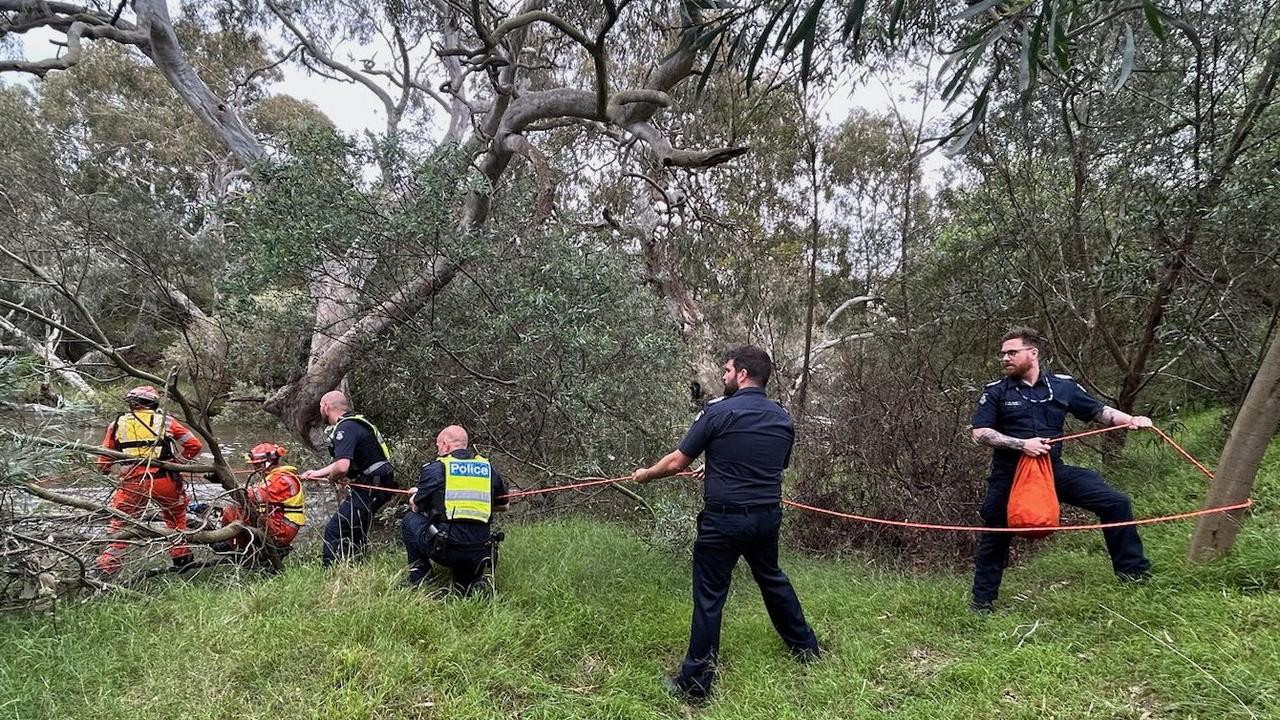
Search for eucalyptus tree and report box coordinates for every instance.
[934,0,1280,415]
[2,2,752,444]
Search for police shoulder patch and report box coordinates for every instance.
[978,393,988,405]
[335,430,345,441]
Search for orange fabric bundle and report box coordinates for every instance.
[1007,454,1059,538]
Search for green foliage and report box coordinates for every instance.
[926,0,1280,411]
[0,30,281,367]
[0,356,43,406]
[217,290,314,391]
[351,225,689,476]
[0,357,17,403]
[224,129,365,288]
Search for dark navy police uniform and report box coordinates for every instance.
[401,448,506,593]
[321,414,397,566]
[969,372,1150,603]
[674,386,820,699]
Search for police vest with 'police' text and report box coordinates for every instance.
[441,453,492,523]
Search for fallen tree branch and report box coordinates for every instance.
[20,481,250,545]
[4,431,217,474]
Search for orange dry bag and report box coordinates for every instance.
[1007,454,1059,538]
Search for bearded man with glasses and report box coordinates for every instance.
[967,326,1154,613]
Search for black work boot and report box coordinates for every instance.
[662,675,709,706]
[969,598,995,615]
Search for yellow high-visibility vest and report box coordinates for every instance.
[441,453,492,523]
[332,415,392,475]
[113,410,173,460]
[265,466,307,526]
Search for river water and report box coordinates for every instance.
[0,407,390,569]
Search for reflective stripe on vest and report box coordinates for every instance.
[441,453,492,523]
[114,410,174,461]
[334,415,392,474]
[266,466,306,526]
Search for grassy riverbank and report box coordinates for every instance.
[1,415,1277,719]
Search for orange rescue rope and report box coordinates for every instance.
[785,425,1249,532]
[316,470,703,500]
[274,425,1251,534]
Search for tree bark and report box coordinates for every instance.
[628,173,719,400]
[263,257,461,445]
[129,0,266,167]
[794,132,821,420]
[1187,329,1280,561]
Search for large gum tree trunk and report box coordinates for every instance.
[1186,330,1280,562]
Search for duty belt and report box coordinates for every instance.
[361,460,391,477]
[703,502,781,515]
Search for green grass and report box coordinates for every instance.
[1,413,1277,719]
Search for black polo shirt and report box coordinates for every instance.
[412,448,506,545]
[678,386,794,507]
[330,414,390,477]
[970,371,1104,475]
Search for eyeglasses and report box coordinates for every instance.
[998,347,1035,359]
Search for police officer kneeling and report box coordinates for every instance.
[633,346,820,704]
[401,425,509,595]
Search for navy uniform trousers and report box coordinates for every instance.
[972,461,1151,603]
[321,474,396,567]
[679,506,819,697]
[401,512,494,593]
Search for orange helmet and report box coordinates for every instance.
[244,442,286,468]
[124,385,160,408]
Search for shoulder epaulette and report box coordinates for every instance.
[1053,373,1074,380]
[983,379,1002,387]
[705,395,727,406]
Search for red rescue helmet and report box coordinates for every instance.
[244,442,286,468]
[124,385,161,408]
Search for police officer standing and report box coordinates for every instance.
[301,391,397,567]
[633,346,820,704]
[969,327,1154,613]
[401,425,509,595]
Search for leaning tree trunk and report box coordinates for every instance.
[1186,329,1280,562]
[264,256,462,445]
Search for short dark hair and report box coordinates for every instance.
[1002,326,1047,351]
[724,345,773,387]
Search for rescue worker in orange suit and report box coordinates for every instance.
[210,443,307,558]
[401,425,509,595]
[95,385,203,575]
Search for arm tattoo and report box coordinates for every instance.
[973,428,1027,450]
[1097,407,1117,425]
